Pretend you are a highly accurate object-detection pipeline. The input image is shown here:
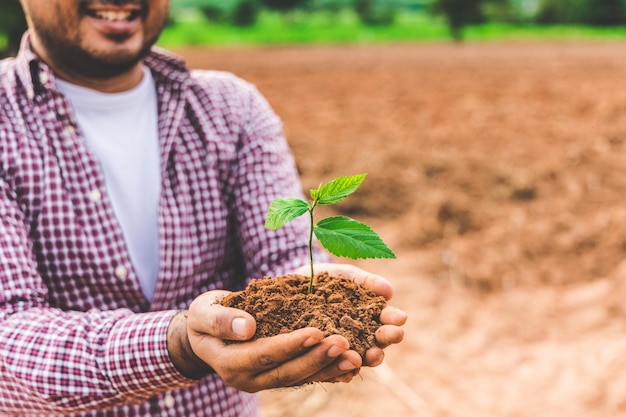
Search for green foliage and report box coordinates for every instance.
[534,0,589,24]
[265,174,395,293]
[314,216,397,259]
[168,0,626,40]
[354,0,397,25]
[199,2,228,22]
[159,9,453,46]
[0,0,27,58]
[311,173,367,204]
[177,0,260,26]
[430,0,485,41]
[586,0,626,25]
[160,5,626,48]
[232,0,261,26]
[306,0,354,12]
[265,198,309,230]
[533,0,626,25]
[482,0,519,23]
[261,0,308,13]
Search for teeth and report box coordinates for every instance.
[94,10,133,22]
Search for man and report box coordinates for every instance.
[0,0,407,415]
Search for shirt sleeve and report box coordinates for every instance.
[0,174,195,414]
[226,79,331,280]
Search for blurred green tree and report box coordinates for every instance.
[430,0,484,41]
[586,0,626,25]
[354,0,397,25]
[261,0,307,12]
[534,0,588,24]
[0,0,27,58]
[231,0,261,26]
[308,0,353,12]
[199,1,228,22]
[534,0,626,25]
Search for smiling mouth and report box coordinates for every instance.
[87,9,141,22]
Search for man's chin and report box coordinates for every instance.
[79,44,149,78]
[63,53,141,80]
[88,40,143,62]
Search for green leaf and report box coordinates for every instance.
[265,197,309,230]
[314,174,367,205]
[309,183,323,201]
[314,216,396,259]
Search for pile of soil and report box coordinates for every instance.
[219,272,387,358]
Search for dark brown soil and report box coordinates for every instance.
[219,272,387,358]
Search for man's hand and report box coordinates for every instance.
[294,263,407,367]
[167,264,406,391]
[168,291,364,392]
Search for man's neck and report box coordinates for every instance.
[54,65,145,93]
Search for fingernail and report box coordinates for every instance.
[338,359,358,371]
[232,317,247,338]
[327,344,345,358]
[395,308,408,321]
[303,337,320,348]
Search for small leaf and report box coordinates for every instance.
[265,198,309,230]
[314,216,396,259]
[309,187,319,202]
[315,174,367,205]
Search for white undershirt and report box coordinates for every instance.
[56,67,161,301]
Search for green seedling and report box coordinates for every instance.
[265,173,396,293]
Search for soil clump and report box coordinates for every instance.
[219,272,387,358]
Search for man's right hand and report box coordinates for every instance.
[167,291,362,392]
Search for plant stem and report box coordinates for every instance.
[308,207,315,294]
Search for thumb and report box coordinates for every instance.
[188,290,257,341]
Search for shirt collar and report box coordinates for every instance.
[13,31,190,101]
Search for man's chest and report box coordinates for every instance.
[4,100,234,312]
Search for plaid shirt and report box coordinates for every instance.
[0,36,320,416]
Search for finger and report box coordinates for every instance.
[193,289,230,304]
[321,371,358,384]
[188,291,256,341]
[363,346,385,367]
[375,324,405,348]
[210,327,325,372]
[298,348,362,385]
[350,270,393,301]
[380,305,408,326]
[253,334,354,388]
[307,263,394,300]
[194,327,327,391]
[322,368,361,384]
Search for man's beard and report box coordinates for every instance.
[34,27,158,79]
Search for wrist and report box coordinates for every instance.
[167,311,214,380]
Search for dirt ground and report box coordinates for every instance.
[176,41,626,417]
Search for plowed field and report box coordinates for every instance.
[177,41,626,417]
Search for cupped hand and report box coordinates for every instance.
[170,291,364,392]
[294,263,407,367]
